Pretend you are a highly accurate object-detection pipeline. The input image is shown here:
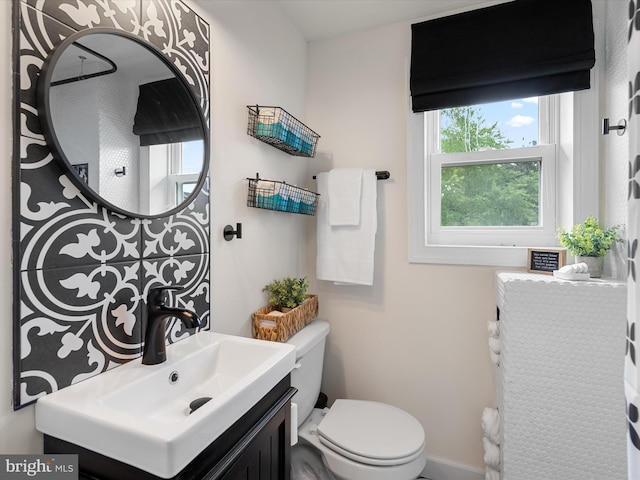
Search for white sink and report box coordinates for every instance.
[35,331,296,478]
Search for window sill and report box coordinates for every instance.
[408,243,530,267]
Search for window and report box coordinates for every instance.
[407,0,600,268]
[427,96,557,248]
[408,91,599,267]
[169,140,203,203]
[141,140,204,215]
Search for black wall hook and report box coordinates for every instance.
[602,118,627,136]
[223,223,242,241]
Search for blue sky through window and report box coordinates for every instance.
[182,140,204,173]
[476,97,539,148]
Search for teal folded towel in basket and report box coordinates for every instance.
[248,177,319,216]
[255,121,287,142]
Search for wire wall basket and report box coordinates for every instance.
[247,105,320,157]
[247,176,319,216]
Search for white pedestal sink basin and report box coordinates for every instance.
[35,331,296,478]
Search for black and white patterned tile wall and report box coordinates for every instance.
[13,0,210,409]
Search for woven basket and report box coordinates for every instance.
[253,294,319,342]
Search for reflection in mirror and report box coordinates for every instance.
[39,30,208,218]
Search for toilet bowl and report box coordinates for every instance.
[287,320,427,480]
[297,404,427,480]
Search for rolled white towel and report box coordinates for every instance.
[482,436,500,470]
[488,336,501,355]
[558,262,588,274]
[489,350,500,366]
[482,407,501,445]
[487,320,500,338]
[485,467,500,480]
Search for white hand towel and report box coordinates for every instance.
[316,170,377,286]
[328,168,363,226]
[482,437,500,470]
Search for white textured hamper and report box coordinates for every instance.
[495,272,627,480]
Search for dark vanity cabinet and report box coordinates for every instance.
[44,376,295,480]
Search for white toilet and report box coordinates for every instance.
[287,320,427,480]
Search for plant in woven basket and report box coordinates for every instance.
[557,215,621,257]
[262,276,309,311]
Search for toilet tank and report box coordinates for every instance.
[286,320,330,426]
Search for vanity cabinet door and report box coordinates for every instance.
[219,400,290,480]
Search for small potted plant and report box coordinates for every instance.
[557,215,621,278]
[254,276,318,342]
[262,276,310,311]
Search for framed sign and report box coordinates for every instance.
[527,248,566,274]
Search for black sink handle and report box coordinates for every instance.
[149,285,184,305]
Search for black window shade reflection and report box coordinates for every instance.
[133,78,202,146]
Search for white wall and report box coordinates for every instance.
[603,0,629,279]
[200,0,313,337]
[97,71,140,212]
[50,79,100,191]
[305,22,497,469]
[51,70,141,209]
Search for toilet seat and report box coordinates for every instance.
[317,399,425,467]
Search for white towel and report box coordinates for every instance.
[328,168,363,226]
[488,336,501,355]
[485,467,500,480]
[487,320,500,338]
[482,436,500,470]
[316,170,377,286]
[481,407,501,445]
[489,350,500,366]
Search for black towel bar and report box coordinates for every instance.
[313,170,390,180]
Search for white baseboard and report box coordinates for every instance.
[421,454,485,480]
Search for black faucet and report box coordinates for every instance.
[142,286,202,365]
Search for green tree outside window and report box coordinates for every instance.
[439,106,540,227]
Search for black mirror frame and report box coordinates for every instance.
[36,27,210,219]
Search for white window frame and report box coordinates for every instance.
[140,143,200,215]
[426,95,556,248]
[429,144,557,247]
[167,143,199,204]
[170,174,199,202]
[408,87,600,267]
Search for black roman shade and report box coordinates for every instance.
[410,0,595,112]
[132,78,202,146]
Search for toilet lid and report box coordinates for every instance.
[317,399,425,465]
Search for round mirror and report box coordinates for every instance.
[37,29,209,218]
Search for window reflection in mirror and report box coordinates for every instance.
[142,140,204,215]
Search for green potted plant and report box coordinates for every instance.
[557,215,621,278]
[262,276,310,312]
[254,276,318,342]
